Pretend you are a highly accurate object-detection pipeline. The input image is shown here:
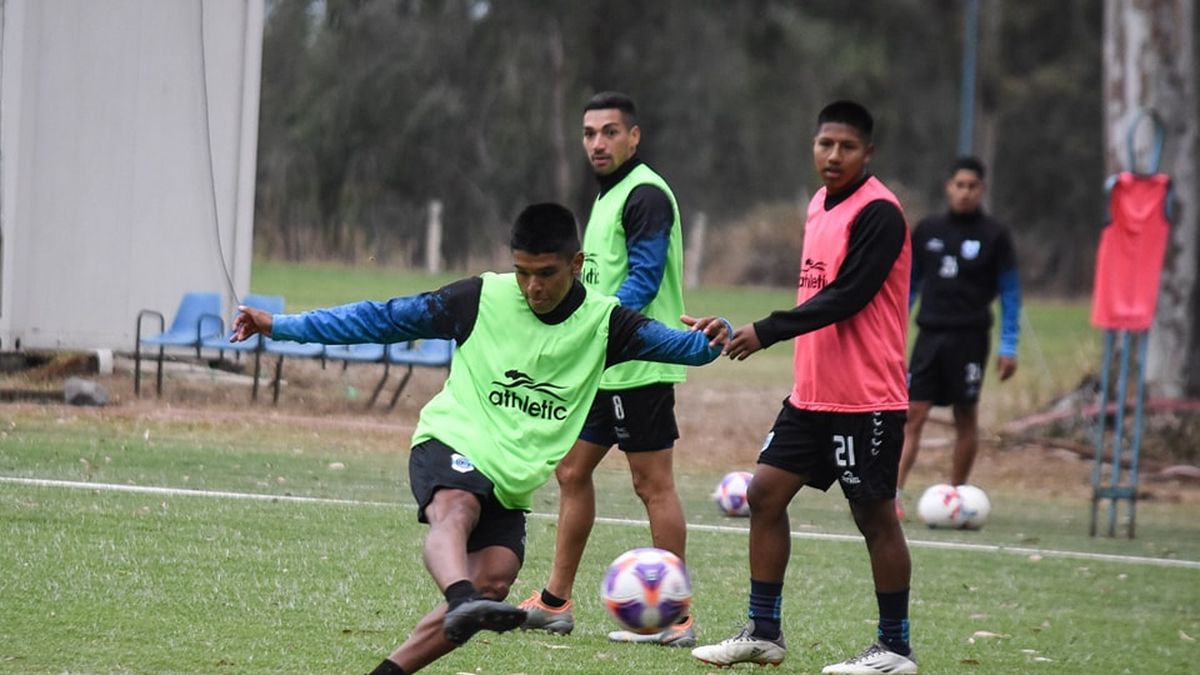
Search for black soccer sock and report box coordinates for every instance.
[748,578,783,640]
[368,658,407,675]
[876,588,911,656]
[540,588,568,608]
[444,579,478,610]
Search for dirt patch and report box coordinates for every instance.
[675,382,1200,505]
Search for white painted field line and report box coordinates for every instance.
[608,517,1200,570]
[0,476,397,509]
[4,476,1199,570]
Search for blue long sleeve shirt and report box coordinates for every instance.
[272,276,727,368]
[595,157,675,311]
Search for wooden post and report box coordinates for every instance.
[684,211,707,289]
[426,199,443,274]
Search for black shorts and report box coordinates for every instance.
[578,383,679,452]
[756,400,906,502]
[408,439,527,563]
[908,328,990,406]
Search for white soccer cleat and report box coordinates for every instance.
[691,621,786,667]
[607,615,696,647]
[822,642,918,674]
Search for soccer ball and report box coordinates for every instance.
[955,484,991,529]
[601,547,692,634]
[713,470,753,516]
[917,483,962,528]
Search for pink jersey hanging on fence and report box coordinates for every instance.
[1090,172,1171,331]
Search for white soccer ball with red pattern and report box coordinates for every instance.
[955,484,991,529]
[917,483,962,528]
[601,547,692,634]
[713,470,754,517]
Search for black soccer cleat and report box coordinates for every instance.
[442,598,528,645]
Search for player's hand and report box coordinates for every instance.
[230,306,273,343]
[681,314,731,349]
[996,355,1017,381]
[724,323,762,360]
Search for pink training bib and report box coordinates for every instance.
[1091,172,1171,331]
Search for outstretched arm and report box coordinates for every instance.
[727,201,907,360]
[605,307,730,367]
[723,323,764,361]
[230,277,482,346]
[230,306,273,342]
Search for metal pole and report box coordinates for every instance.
[1127,331,1150,537]
[1090,330,1114,536]
[1107,330,1134,536]
[957,0,979,155]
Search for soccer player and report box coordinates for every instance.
[691,101,919,674]
[519,92,697,647]
[229,203,731,675]
[896,157,1020,519]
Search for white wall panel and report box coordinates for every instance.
[0,0,263,351]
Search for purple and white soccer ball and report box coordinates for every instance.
[601,547,692,634]
[713,470,753,517]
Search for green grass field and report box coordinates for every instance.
[251,260,1100,414]
[2,408,1198,674]
[1,261,1193,673]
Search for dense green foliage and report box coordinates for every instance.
[256,0,1104,292]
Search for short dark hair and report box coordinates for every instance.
[950,156,986,180]
[583,91,638,127]
[816,100,874,142]
[510,203,580,257]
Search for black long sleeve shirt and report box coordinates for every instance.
[753,174,908,348]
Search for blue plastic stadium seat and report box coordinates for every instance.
[134,291,223,397]
[264,336,327,405]
[325,343,389,407]
[384,339,454,409]
[325,343,387,364]
[199,294,286,401]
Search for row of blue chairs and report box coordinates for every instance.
[134,292,453,407]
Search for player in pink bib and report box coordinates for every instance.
[692,101,918,675]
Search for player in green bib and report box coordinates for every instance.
[230,203,730,675]
[519,92,698,647]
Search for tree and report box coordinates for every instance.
[254,0,1115,295]
[1103,0,1199,397]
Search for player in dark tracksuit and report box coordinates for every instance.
[896,156,1021,515]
